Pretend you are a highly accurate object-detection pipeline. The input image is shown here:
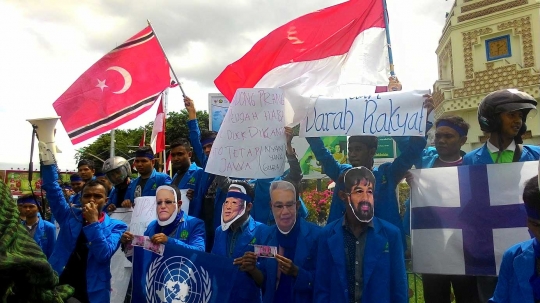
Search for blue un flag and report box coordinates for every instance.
[132,245,239,303]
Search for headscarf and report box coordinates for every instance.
[0,179,73,302]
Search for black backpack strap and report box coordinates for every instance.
[512,144,523,162]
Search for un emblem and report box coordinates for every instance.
[145,256,212,303]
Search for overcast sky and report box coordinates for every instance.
[0,0,454,170]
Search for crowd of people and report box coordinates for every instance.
[2,88,540,302]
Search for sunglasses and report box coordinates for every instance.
[156,200,175,206]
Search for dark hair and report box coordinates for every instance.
[342,166,376,192]
[230,180,255,202]
[170,139,192,150]
[81,180,107,195]
[523,175,540,214]
[136,146,154,156]
[78,159,95,170]
[201,130,217,142]
[435,115,470,133]
[348,136,378,150]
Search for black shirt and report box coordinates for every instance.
[59,230,89,303]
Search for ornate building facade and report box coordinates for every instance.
[433,0,540,151]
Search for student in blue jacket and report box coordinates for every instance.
[124,147,172,207]
[463,89,540,302]
[212,182,266,303]
[314,166,408,303]
[68,173,85,206]
[42,165,128,303]
[490,175,540,303]
[102,156,133,212]
[121,185,206,252]
[18,194,56,259]
[404,115,480,303]
[241,180,321,303]
[169,139,203,217]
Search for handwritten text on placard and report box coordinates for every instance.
[300,90,429,137]
[131,196,156,236]
[205,88,287,178]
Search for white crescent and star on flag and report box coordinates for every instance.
[95,66,132,94]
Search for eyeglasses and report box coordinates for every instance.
[156,200,175,206]
[272,203,296,210]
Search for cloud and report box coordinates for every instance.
[0,0,454,169]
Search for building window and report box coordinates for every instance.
[485,35,511,61]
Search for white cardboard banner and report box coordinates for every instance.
[131,196,157,236]
[109,208,133,303]
[205,88,287,178]
[300,90,429,137]
[179,189,189,214]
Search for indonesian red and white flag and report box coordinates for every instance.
[165,152,172,174]
[150,95,166,154]
[53,26,171,144]
[139,128,146,147]
[214,0,389,124]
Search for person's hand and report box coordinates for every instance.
[404,171,414,186]
[284,127,295,155]
[82,202,99,223]
[233,251,258,273]
[184,96,197,120]
[275,254,299,277]
[423,94,435,117]
[121,231,134,244]
[121,199,133,208]
[186,189,194,201]
[151,233,168,244]
[107,204,116,212]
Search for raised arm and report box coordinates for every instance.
[387,136,426,184]
[305,137,344,181]
[283,127,303,184]
[185,96,207,167]
[41,164,71,224]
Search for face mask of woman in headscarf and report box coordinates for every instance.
[156,185,179,226]
[221,184,250,231]
[343,167,376,223]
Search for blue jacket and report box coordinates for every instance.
[306,136,425,241]
[463,144,540,165]
[24,218,56,259]
[171,162,204,217]
[212,216,265,303]
[125,169,172,203]
[188,119,227,228]
[489,239,536,303]
[314,217,408,303]
[144,212,206,252]
[256,219,321,303]
[69,192,81,206]
[41,164,128,303]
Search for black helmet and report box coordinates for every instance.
[477,89,537,141]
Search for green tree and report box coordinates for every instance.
[75,110,209,168]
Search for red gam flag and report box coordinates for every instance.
[53,26,171,144]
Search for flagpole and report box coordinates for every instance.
[382,0,395,76]
[147,20,187,97]
[162,88,169,173]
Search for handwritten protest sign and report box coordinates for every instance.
[131,196,157,236]
[205,88,287,178]
[300,90,429,137]
[179,189,189,214]
[109,208,133,303]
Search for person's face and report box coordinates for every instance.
[203,143,213,157]
[346,178,374,221]
[71,181,84,193]
[434,126,466,159]
[107,168,126,186]
[81,185,108,211]
[499,110,523,139]
[270,189,297,233]
[78,165,95,181]
[96,176,112,191]
[156,189,178,221]
[222,191,244,223]
[21,203,39,219]
[134,157,154,176]
[171,146,192,170]
[348,141,375,167]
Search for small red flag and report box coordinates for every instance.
[53,26,171,144]
[139,129,146,147]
